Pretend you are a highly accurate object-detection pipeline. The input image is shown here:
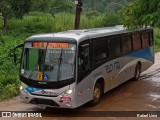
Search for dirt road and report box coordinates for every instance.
[0,53,160,120]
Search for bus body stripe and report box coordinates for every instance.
[128,47,154,63]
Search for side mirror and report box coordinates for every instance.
[13,44,24,63]
[14,53,17,63]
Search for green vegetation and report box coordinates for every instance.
[0,0,31,31]
[0,34,21,100]
[154,28,160,52]
[1,12,121,36]
[119,0,160,29]
[0,0,160,101]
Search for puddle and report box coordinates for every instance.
[151,77,160,82]
[146,104,157,109]
[149,94,160,98]
[148,94,160,101]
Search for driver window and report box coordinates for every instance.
[78,43,91,72]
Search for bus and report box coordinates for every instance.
[14,25,154,108]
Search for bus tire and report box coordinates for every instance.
[134,63,141,80]
[90,82,102,106]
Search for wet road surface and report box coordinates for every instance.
[0,53,160,120]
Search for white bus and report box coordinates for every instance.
[14,25,154,108]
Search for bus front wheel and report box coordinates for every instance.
[90,82,102,105]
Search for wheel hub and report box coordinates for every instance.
[94,88,100,99]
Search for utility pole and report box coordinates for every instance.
[74,0,83,29]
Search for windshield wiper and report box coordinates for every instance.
[42,43,48,74]
[57,49,63,83]
[28,44,48,80]
[28,62,38,79]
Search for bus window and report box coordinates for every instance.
[132,32,141,50]
[149,31,154,46]
[108,37,121,59]
[23,48,38,71]
[78,42,91,72]
[93,38,107,64]
[142,31,149,48]
[121,35,132,54]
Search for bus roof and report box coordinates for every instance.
[26,25,153,43]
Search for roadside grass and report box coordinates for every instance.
[6,12,121,38]
[0,81,19,101]
[0,34,22,101]
[155,48,160,52]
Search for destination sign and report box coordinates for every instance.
[32,42,69,48]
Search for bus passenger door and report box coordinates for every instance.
[76,41,93,106]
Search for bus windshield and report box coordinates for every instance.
[21,42,76,82]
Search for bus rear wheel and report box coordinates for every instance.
[90,82,102,105]
[134,64,141,80]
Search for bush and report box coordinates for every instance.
[154,28,160,51]
[100,12,121,27]
[85,10,101,19]
[7,12,122,35]
[0,84,19,101]
[0,34,22,101]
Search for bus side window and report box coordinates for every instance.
[108,37,121,59]
[132,32,141,51]
[149,30,154,46]
[78,43,91,72]
[141,31,150,48]
[121,35,132,54]
[93,38,107,64]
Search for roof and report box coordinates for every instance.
[26,25,153,43]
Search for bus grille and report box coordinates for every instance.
[30,98,59,107]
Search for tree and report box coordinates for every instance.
[10,0,31,19]
[0,0,31,31]
[30,0,74,14]
[52,0,74,13]
[83,0,131,13]
[105,2,123,13]
[119,0,160,29]
[31,0,55,12]
[0,0,13,31]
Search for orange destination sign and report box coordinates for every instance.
[32,42,69,48]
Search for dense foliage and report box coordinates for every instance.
[0,33,21,100]
[0,0,31,31]
[119,0,160,29]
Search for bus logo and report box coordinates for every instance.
[41,90,59,96]
[38,82,47,85]
[105,61,120,73]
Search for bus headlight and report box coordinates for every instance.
[66,89,73,94]
[63,89,74,96]
[20,86,24,91]
[20,86,27,93]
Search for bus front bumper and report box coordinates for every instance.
[20,89,76,108]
